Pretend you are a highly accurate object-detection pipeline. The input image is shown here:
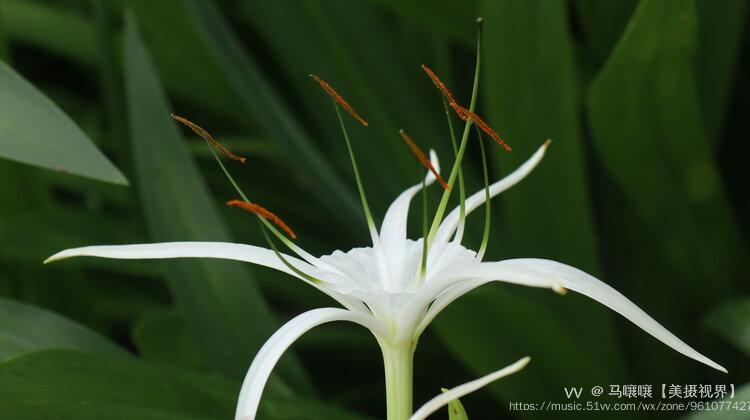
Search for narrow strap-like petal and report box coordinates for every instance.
[380,150,440,245]
[433,142,548,245]
[409,357,530,420]
[45,241,367,311]
[420,259,726,373]
[235,308,384,420]
[46,241,316,278]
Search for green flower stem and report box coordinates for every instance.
[381,342,415,420]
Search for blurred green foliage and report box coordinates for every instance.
[0,0,747,418]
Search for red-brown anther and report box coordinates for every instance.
[420,64,457,104]
[171,114,247,163]
[226,200,297,240]
[453,105,512,152]
[309,75,369,127]
[399,129,449,190]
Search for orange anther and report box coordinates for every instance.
[172,114,246,163]
[310,75,368,127]
[399,129,449,190]
[226,200,297,240]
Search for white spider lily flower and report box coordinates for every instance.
[45,143,725,419]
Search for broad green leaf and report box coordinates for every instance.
[573,0,637,65]
[0,298,127,361]
[132,309,207,371]
[587,0,747,298]
[122,13,311,391]
[0,348,235,419]
[0,60,127,185]
[0,0,96,66]
[441,388,468,420]
[695,0,748,142]
[685,383,750,420]
[0,349,375,420]
[703,298,750,357]
[180,0,363,231]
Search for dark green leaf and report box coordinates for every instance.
[0,60,127,184]
[122,12,311,391]
[0,298,127,361]
[703,298,750,357]
[0,349,375,420]
[587,0,747,299]
[695,0,748,142]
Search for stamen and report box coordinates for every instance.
[171,114,247,163]
[309,75,369,127]
[226,200,297,240]
[399,129,449,190]
[419,66,511,152]
[452,105,511,152]
[421,64,457,105]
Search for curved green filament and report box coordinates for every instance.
[426,19,483,247]
[442,96,466,242]
[475,127,491,260]
[258,220,325,285]
[333,102,378,241]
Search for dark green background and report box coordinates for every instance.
[0,0,748,418]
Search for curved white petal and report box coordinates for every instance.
[235,308,383,420]
[45,241,369,311]
[380,150,440,245]
[409,357,530,420]
[433,142,548,245]
[421,258,727,373]
[46,241,315,277]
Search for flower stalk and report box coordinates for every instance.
[381,341,415,420]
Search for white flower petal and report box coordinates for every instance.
[45,241,370,311]
[235,308,384,420]
[45,241,315,277]
[422,258,727,373]
[380,150,440,245]
[409,357,530,420]
[433,142,548,245]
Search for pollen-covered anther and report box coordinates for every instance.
[399,129,449,190]
[171,114,246,163]
[309,75,368,126]
[226,200,297,240]
[420,64,457,104]
[453,105,512,152]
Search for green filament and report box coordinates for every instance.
[442,96,466,241]
[333,102,378,240]
[258,221,324,285]
[475,127,491,260]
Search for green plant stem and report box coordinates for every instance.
[381,342,414,420]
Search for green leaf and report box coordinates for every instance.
[0,349,375,420]
[587,0,747,298]
[122,12,311,391]
[0,348,235,419]
[0,298,127,361]
[441,388,469,420]
[0,0,97,67]
[132,309,207,371]
[695,0,748,142]
[0,60,127,185]
[703,298,750,357]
